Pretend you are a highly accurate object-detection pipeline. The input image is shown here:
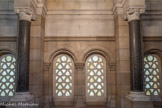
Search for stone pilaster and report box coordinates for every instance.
[75,63,85,108]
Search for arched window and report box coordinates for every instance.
[0,54,16,101]
[53,54,74,100]
[144,54,161,99]
[85,54,106,101]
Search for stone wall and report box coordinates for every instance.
[29,15,45,108]
[46,0,114,10]
[115,15,130,108]
[43,39,116,108]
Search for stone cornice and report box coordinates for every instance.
[113,0,146,21]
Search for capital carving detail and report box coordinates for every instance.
[15,8,36,22]
[124,8,145,22]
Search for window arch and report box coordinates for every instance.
[0,54,16,101]
[53,54,74,100]
[85,54,106,101]
[144,54,161,98]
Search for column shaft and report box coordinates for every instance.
[129,20,143,91]
[16,20,31,92]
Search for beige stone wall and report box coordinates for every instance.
[46,0,114,10]
[115,15,130,108]
[43,39,116,108]
[45,14,114,37]
[30,15,45,108]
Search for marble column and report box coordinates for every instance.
[10,8,35,103]
[125,8,153,108]
[128,12,143,92]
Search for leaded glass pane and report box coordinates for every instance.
[86,55,106,98]
[0,54,16,97]
[54,55,74,97]
[144,55,160,96]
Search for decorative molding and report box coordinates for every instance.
[15,8,36,21]
[75,63,84,70]
[10,92,34,102]
[143,36,162,41]
[124,8,145,22]
[110,63,116,71]
[126,91,151,101]
[0,37,17,42]
[44,63,51,71]
[47,10,113,15]
[44,37,115,42]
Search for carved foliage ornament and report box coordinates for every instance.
[124,8,145,22]
[15,8,36,22]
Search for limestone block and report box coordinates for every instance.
[80,1,97,9]
[30,26,41,37]
[0,17,18,36]
[118,37,129,49]
[0,1,8,10]
[142,20,162,37]
[116,73,130,85]
[45,18,114,37]
[116,49,130,61]
[30,37,41,49]
[30,49,42,61]
[116,61,130,73]
[118,26,129,37]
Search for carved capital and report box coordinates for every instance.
[75,63,84,70]
[124,8,145,22]
[15,8,36,22]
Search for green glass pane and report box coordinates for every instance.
[146,84,150,89]
[10,64,14,69]
[1,91,5,96]
[148,55,153,61]
[97,78,102,82]
[97,85,102,89]
[145,77,149,82]
[97,91,102,96]
[154,91,158,95]
[152,64,156,68]
[153,71,157,75]
[61,56,67,61]
[145,64,149,68]
[146,91,150,95]
[93,56,98,61]
[65,92,70,96]
[58,91,62,96]
[153,77,157,82]
[65,85,70,89]
[145,71,149,75]
[90,92,94,96]
[6,56,12,61]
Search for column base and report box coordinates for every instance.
[8,92,35,108]
[125,91,153,108]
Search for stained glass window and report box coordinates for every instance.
[53,55,74,98]
[86,54,106,100]
[0,54,16,99]
[144,55,160,96]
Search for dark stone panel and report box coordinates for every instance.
[16,20,31,92]
[129,20,143,91]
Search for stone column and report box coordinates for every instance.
[125,8,153,108]
[127,8,143,92]
[10,8,35,103]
